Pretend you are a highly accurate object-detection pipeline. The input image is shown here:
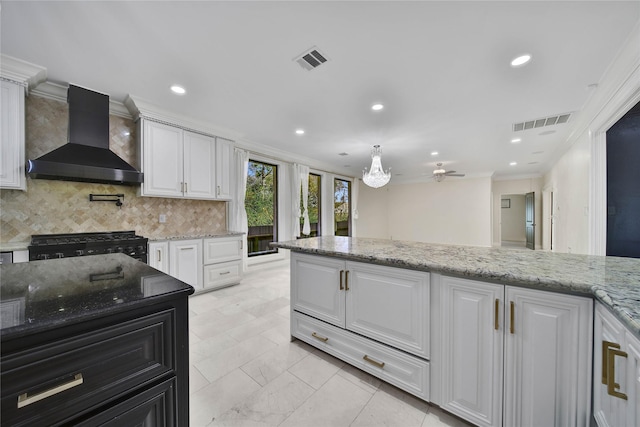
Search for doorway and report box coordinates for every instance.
[500,194,526,248]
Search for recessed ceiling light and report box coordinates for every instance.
[339,152,349,156]
[170,85,186,95]
[532,151,544,155]
[431,151,439,156]
[510,54,532,67]
[509,161,518,166]
[295,129,305,135]
[371,103,384,111]
[511,138,521,144]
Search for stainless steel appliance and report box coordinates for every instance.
[28,231,148,263]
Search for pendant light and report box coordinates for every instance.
[362,145,391,188]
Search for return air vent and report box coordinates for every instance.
[513,113,571,132]
[294,47,329,71]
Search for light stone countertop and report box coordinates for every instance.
[149,231,244,242]
[272,236,640,338]
[0,241,30,252]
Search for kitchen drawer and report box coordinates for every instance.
[292,311,430,401]
[203,236,242,264]
[204,260,241,290]
[1,310,175,427]
[76,377,176,426]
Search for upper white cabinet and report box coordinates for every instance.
[291,252,430,358]
[138,119,232,200]
[0,80,26,190]
[434,274,593,427]
[593,302,640,427]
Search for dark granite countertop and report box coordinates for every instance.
[0,254,194,340]
[272,236,640,338]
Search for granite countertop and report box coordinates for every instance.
[149,231,244,242]
[272,236,640,338]
[0,253,194,340]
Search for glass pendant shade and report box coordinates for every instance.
[362,145,391,188]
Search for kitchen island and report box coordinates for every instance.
[0,253,194,426]
[273,236,640,427]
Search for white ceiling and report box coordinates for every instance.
[2,1,639,183]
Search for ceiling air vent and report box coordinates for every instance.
[513,113,572,132]
[294,47,329,71]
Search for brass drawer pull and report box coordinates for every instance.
[339,270,344,290]
[602,340,620,384]
[312,332,329,342]
[18,373,83,408]
[363,354,385,369]
[494,299,499,330]
[219,271,231,275]
[345,270,350,291]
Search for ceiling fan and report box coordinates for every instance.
[432,163,465,182]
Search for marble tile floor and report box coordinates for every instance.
[188,260,471,427]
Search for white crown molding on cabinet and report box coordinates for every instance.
[0,54,47,93]
[124,94,244,141]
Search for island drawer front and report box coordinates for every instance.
[1,309,175,427]
[293,311,430,401]
[204,260,242,289]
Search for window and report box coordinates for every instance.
[246,160,278,256]
[300,173,321,238]
[334,178,351,236]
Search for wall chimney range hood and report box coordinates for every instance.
[26,85,143,185]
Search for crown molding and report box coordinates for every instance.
[0,54,47,93]
[124,94,244,140]
[28,81,132,119]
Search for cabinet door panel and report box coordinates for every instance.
[143,121,183,197]
[626,332,640,427]
[439,276,503,427]
[504,287,592,427]
[291,253,345,327]
[148,241,169,274]
[203,236,242,264]
[184,131,216,199]
[169,240,202,289]
[215,138,233,199]
[346,262,429,358]
[0,81,25,190]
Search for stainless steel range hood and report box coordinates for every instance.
[26,85,143,185]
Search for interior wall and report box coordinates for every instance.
[500,194,526,243]
[491,178,543,248]
[379,177,492,246]
[355,183,389,239]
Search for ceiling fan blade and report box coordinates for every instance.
[448,173,465,177]
[443,170,457,175]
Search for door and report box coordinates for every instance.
[525,192,535,250]
[291,253,345,327]
[183,131,216,199]
[439,276,504,427]
[148,241,169,274]
[504,287,592,427]
[142,121,183,197]
[169,239,202,289]
[346,262,430,358]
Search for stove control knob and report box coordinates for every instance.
[116,247,124,253]
[126,247,135,255]
[75,249,84,256]
[55,252,64,259]
[137,245,146,253]
[39,254,50,260]
[87,249,95,255]
[106,248,114,254]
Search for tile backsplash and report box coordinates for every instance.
[0,95,227,243]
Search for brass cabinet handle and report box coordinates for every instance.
[217,185,221,195]
[494,299,500,330]
[157,249,161,263]
[18,373,83,408]
[339,270,344,290]
[185,182,188,193]
[509,301,515,334]
[220,271,231,275]
[605,344,628,400]
[345,270,350,291]
[312,332,329,342]
[602,340,620,384]
[363,354,385,369]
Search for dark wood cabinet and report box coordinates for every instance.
[0,254,193,426]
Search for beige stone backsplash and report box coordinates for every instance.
[0,93,226,243]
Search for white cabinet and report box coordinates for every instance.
[148,241,169,274]
[169,239,203,289]
[290,252,430,400]
[215,138,233,200]
[594,302,640,427]
[139,120,230,200]
[435,275,592,427]
[202,235,242,290]
[291,253,430,358]
[0,80,26,190]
